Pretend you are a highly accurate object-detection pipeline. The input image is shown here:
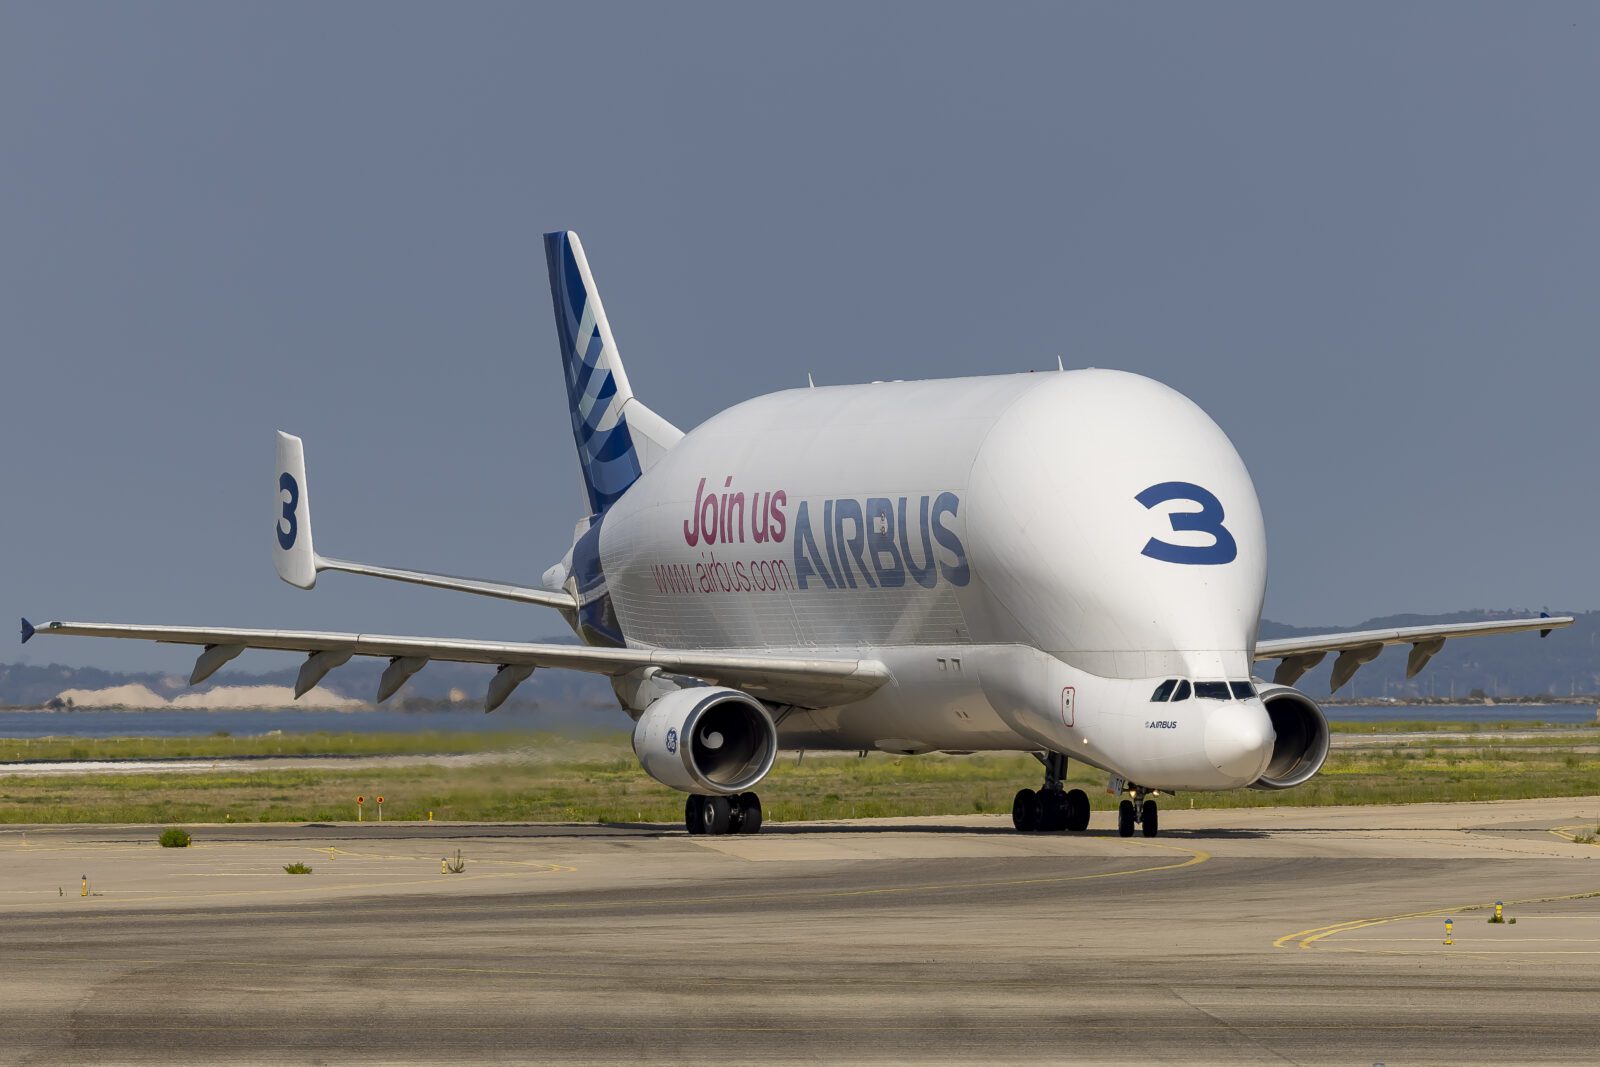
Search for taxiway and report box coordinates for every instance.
[4,798,1600,1065]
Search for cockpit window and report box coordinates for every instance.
[1193,681,1232,700]
[1150,679,1177,702]
[1170,679,1191,701]
[1229,680,1257,699]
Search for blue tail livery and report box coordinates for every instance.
[543,231,681,516]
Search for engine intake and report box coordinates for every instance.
[632,686,778,795]
[1248,683,1330,790]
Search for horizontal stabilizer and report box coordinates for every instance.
[273,431,575,615]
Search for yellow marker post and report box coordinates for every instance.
[1495,900,1504,922]
[428,810,433,822]
[80,875,87,898]
[1444,918,1454,945]
[441,858,447,874]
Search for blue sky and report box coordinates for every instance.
[4,3,1597,671]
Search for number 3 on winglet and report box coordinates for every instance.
[1135,481,1237,565]
[277,473,300,550]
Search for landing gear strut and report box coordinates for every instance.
[686,792,762,836]
[1116,787,1160,838]
[1011,752,1090,833]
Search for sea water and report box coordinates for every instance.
[0,703,1590,739]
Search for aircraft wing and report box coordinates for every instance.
[20,619,891,710]
[1254,615,1573,691]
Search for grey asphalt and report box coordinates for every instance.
[5,800,1600,1065]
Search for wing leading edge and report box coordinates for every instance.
[21,619,891,711]
[1254,615,1573,692]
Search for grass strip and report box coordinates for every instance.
[3,733,1599,824]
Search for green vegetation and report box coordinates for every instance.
[282,862,312,874]
[157,828,191,847]
[0,730,595,763]
[1328,719,1598,734]
[1,727,1598,824]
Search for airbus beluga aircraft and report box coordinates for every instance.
[24,232,1571,838]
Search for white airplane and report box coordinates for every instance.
[23,231,1571,838]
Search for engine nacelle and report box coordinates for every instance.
[1248,683,1331,790]
[632,686,778,796]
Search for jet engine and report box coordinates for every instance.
[632,686,778,795]
[1247,683,1330,789]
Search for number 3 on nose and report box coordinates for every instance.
[1135,481,1237,565]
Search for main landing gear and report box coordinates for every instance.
[1011,752,1090,833]
[686,792,763,836]
[1117,788,1159,838]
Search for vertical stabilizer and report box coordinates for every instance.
[544,231,681,515]
[274,431,318,589]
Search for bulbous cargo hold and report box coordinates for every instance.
[1248,684,1331,789]
[631,686,779,796]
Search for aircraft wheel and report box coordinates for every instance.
[1065,789,1090,832]
[685,795,706,835]
[736,792,763,834]
[1117,799,1135,838]
[1039,790,1067,832]
[1012,788,1039,832]
[703,795,733,835]
[1141,799,1159,838]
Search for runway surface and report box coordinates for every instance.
[5,798,1600,1065]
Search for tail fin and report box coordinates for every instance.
[273,431,318,588]
[543,231,681,515]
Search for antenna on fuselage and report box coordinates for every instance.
[807,372,815,388]
[1056,355,1065,371]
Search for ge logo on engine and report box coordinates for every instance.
[665,727,678,754]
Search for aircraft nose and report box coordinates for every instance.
[1204,701,1276,784]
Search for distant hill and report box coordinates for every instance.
[4,610,1596,710]
[1,633,620,729]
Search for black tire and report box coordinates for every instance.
[1117,799,1135,838]
[703,795,733,835]
[1011,788,1039,832]
[1039,790,1067,832]
[1141,799,1159,837]
[1065,789,1090,832]
[685,795,706,835]
[737,792,763,834]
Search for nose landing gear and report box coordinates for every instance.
[1011,752,1091,833]
[1116,788,1160,838]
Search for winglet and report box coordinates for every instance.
[20,617,34,644]
[273,431,318,589]
[1540,611,1553,639]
